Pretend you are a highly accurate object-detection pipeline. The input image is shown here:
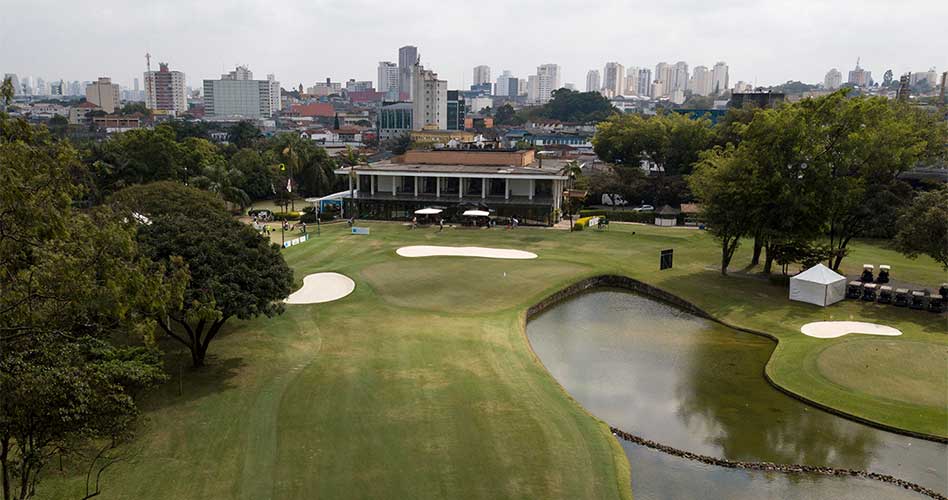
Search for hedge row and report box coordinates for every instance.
[579,209,656,223]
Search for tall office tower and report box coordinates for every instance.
[711,62,729,95]
[50,80,64,96]
[85,77,121,113]
[20,76,32,95]
[3,74,20,95]
[689,66,712,96]
[411,63,447,130]
[586,70,601,92]
[847,58,871,87]
[144,61,188,114]
[518,78,527,96]
[203,66,280,118]
[398,45,419,99]
[824,68,842,89]
[672,61,689,91]
[35,77,46,96]
[602,62,625,96]
[536,63,561,103]
[268,74,282,113]
[635,68,652,96]
[624,66,639,94]
[377,61,399,96]
[473,65,491,86]
[495,70,515,96]
[446,90,465,130]
[133,77,140,92]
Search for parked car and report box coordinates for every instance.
[632,204,654,212]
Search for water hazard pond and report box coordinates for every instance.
[526,289,947,499]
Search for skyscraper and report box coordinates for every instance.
[586,70,601,93]
[672,61,689,92]
[144,61,188,114]
[536,64,561,103]
[635,68,651,97]
[824,68,842,89]
[411,62,447,130]
[268,74,282,114]
[398,45,418,99]
[847,59,871,87]
[602,62,625,97]
[377,61,399,96]
[133,78,140,92]
[689,66,711,96]
[654,62,671,97]
[711,62,729,95]
[495,70,516,96]
[473,65,491,86]
[86,77,121,113]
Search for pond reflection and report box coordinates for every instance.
[526,289,946,499]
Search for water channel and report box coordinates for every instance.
[525,289,947,499]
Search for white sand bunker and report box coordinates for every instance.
[396,245,538,259]
[800,321,902,339]
[285,272,355,304]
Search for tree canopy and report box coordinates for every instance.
[893,188,948,269]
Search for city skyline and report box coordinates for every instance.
[2,0,945,93]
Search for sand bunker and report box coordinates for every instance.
[800,321,902,339]
[396,245,538,259]
[285,272,355,304]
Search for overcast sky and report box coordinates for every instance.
[2,0,944,91]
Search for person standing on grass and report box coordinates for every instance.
[439,218,444,232]
[411,216,417,230]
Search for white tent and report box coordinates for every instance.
[462,210,490,217]
[414,208,442,215]
[789,263,847,307]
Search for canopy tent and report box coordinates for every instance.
[414,208,443,215]
[789,263,847,307]
[462,210,490,217]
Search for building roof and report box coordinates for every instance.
[680,203,701,214]
[290,102,335,117]
[656,205,681,216]
[339,159,570,179]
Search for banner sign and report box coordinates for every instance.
[351,227,370,235]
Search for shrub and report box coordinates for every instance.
[273,211,301,221]
[579,209,656,223]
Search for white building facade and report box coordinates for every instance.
[411,64,447,130]
[85,77,121,113]
[586,70,601,93]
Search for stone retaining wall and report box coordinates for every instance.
[610,427,945,499]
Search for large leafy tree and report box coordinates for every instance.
[0,116,181,500]
[229,148,275,200]
[893,188,948,269]
[85,126,185,198]
[227,120,262,149]
[110,182,294,367]
[594,112,713,177]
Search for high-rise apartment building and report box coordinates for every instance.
[847,59,871,87]
[654,62,672,95]
[711,62,729,95]
[268,74,281,113]
[446,90,466,130]
[411,63,447,130]
[535,64,561,103]
[908,68,938,87]
[634,68,651,97]
[377,61,399,96]
[202,66,279,118]
[495,70,516,96]
[35,77,46,96]
[824,68,842,89]
[398,45,418,99]
[671,61,689,91]
[345,80,374,92]
[85,77,121,113]
[50,80,64,96]
[602,62,625,97]
[688,66,711,96]
[144,62,187,114]
[473,65,491,86]
[586,70,601,93]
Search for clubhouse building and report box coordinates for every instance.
[333,148,571,226]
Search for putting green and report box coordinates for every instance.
[816,339,948,408]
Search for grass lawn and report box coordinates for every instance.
[43,222,946,499]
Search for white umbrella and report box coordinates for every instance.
[462,210,490,217]
[415,208,443,215]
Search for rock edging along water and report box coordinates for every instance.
[609,427,945,500]
[526,274,948,444]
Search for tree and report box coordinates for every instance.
[337,146,366,167]
[85,126,185,198]
[333,113,341,130]
[594,112,713,176]
[229,148,275,200]
[383,133,412,155]
[689,146,757,275]
[1,116,181,500]
[118,102,151,117]
[893,188,948,269]
[109,183,294,367]
[535,89,617,123]
[493,103,516,125]
[227,121,262,149]
[1,77,13,110]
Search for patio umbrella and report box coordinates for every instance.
[462,210,490,217]
[415,208,443,215]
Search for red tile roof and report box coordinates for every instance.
[290,103,335,117]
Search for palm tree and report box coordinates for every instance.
[190,163,251,210]
[558,160,585,228]
[1,77,14,111]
